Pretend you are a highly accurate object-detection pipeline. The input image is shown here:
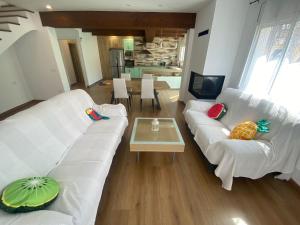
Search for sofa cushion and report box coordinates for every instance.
[183,100,214,114]
[48,161,109,225]
[184,110,225,135]
[0,120,68,191]
[46,116,128,225]
[62,133,120,163]
[0,176,59,213]
[207,103,227,120]
[0,210,74,225]
[0,142,38,192]
[216,88,288,141]
[86,116,128,135]
[194,125,230,154]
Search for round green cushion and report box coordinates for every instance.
[0,177,59,213]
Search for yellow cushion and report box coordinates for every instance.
[229,121,257,140]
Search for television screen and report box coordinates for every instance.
[188,72,225,99]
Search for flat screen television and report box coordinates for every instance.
[188,71,225,99]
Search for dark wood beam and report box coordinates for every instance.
[83,28,186,37]
[83,29,145,36]
[39,11,196,29]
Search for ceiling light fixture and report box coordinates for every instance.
[46,4,52,10]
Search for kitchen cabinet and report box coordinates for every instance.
[125,67,141,78]
[123,38,134,51]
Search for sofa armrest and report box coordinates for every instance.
[0,210,74,225]
[94,103,127,117]
[183,100,215,114]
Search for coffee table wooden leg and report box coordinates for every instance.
[137,152,140,162]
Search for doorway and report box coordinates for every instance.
[59,40,85,89]
[68,43,84,87]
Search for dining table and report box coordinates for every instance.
[107,79,170,110]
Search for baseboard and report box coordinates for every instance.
[88,79,102,88]
[0,100,42,121]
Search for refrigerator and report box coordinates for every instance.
[109,48,125,78]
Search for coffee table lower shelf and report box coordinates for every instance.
[130,143,185,162]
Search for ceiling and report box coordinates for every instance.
[5,0,210,12]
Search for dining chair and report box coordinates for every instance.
[113,78,131,110]
[141,78,155,111]
[121,73,131,81]
[142,74,153,79]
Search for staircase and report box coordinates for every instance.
[0,4,37,55]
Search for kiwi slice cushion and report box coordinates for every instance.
[0,177,59,213]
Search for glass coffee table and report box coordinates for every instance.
[130,117,185,161]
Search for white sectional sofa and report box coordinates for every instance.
[0,89,128,225]
[184,88,300,190]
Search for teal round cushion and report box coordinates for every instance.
[0,177,59,213]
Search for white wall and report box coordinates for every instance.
[228,2,262,88]
[190,0,216,74]
[180,0,250,102]
[59,40,77,85]
[79,32,103,85]
[14,28,67,100]
[0,46,32,113]
[56,28,103,86]
[181,1,216,102]
[48,28,70,92]
[179,29,194,102]
[204,0,249,83]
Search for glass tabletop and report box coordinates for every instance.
[130,118,184,145]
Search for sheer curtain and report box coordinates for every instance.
[240,0,300,114]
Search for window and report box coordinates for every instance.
[241,19,300,114]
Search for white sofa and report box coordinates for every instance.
[184,88,300,190]
[0,89,128,225]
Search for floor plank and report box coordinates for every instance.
[73,83,300,225]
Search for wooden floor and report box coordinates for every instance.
[76,83,300,225]
[4,83,300,225]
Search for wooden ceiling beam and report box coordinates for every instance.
[39,11,196,29]
[82,28,186,38]
[86,29,145,36]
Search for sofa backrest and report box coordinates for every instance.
[216,88,290,141]
[0,89,94,190]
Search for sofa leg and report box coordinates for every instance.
[140,99,143,111]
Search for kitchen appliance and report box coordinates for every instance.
[109,48,125,78]
[125,60,135,68]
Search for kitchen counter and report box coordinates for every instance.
[125,66,182,77]
[124,66,182,89]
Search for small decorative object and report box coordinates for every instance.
[230,119,271,140]
[85,108,110,121]
[152,118,160,132]
[207,103,227,120]
[0,177,59,213]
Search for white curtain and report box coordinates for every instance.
[240,0,300,114]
